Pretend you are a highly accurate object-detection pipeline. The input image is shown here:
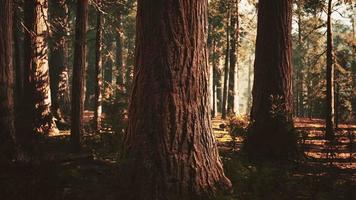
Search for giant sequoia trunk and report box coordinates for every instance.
[121,0,232,199]
[325,0,335,140]
[71,0,88,150]
[227,0,239,115]
[23,0,59,136]
[49,0,70,124]
[94,2,103,131]
[246,0,296,159]
[0,0,16,159]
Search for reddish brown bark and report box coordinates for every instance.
[246,0,296,159]
[71,0,88,150]
[121,0,232,198]
[0,0,16,159]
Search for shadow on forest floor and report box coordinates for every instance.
[0,113,355,200]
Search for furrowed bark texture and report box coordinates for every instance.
[0,0,16,158]
[71,0,88,150]
[247,0,296,159]
[23,0,58,135]
[122,0,232,199]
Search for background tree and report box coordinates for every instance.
[71,0,88,150]
[49,0,71,125]
[227,0,239,115]
[94,0,103,131]
[121,0,232,198]
[245,0,297,159]
[325,0,335,140]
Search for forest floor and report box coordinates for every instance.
[0,112,355,200]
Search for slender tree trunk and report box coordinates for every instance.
[13,0,24,109]
[222,12,230,119]
[116,12,124,88]
[352,16,356,119]
[23,0,59,136]
[0,0,16,159]
[49,0,70,124]
[94,1,103,131]
[325,0,335,140]
[227,0,239,115]
[212,39,218,117]
[246,58,252,115]
[121,0,232,198]
[71,0,88,150]
[246,0,296,159]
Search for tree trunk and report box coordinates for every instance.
[221,11,230,120]
[0,0,16,159]
[246,58,252,115]
[325,0,335,140]
[246,0,296,159]
[94,1,103,131]
[23,0,59,136]
[49,0,70,124]
[13,0,24,109]
[71,0,88,150]
[121,0,232,198]
[116,12,124,88]
[227,0,239,115]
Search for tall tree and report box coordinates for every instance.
[0,0,16,159]
[116,7,124,88]
[227,0,239,115]
[23,0,59,136]
[49,0,70,124]
[121,0,232,198]
[94,0,103,131]
[71,0,88,150]
[222,11,230,119]
[246,0,296,159]
[325,0,335,140]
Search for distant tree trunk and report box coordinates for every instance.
[104,38,114,85]
[0,0,16,159]
[212,39,218,117]
[49,0,70,124]
[227,0,239,115]
[325,0,335,140]
[13,0,24,108]
[121,0,232,198]
[352,17,356,119]
[222,12,230,120]
[71,0,88,150]
[246,0,296,159]
[94,1,103,131]
[116,11,124,88]
[246,58,252,115]
[23,0,59,136]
